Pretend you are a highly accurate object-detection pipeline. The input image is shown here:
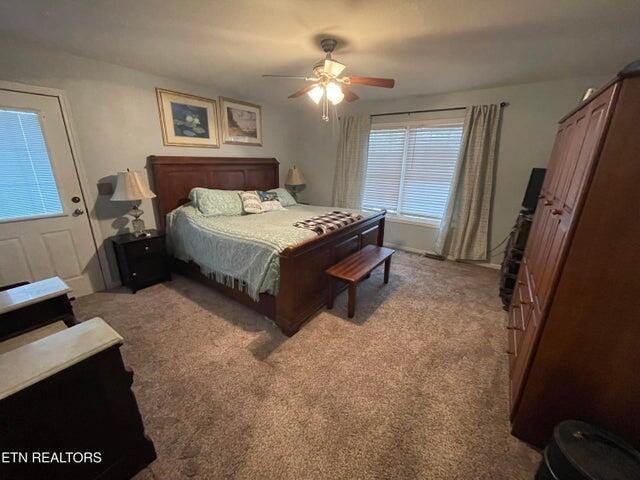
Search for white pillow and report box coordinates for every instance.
[240,191,263,214]
[240,191,285,214]
[261,200,285,212]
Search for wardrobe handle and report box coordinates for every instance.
[506,325,523,331]
[518,280,525,286]
[544,200,553,206]
[551,208,563,215]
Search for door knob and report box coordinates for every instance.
[74,208,85,215]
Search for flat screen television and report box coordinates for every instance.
[522,168,547,212]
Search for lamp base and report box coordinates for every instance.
[285,184,305,201]
[129,204,148,237]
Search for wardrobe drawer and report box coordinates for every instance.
[509,301,525,331]
[509,308,540,417]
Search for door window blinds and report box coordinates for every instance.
[363,120,464,222]
[0,109,63,221]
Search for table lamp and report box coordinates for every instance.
[111,169,156,237]
[285,165,306,200]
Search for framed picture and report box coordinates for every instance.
[219,97,263,146]
[156,88,219,148]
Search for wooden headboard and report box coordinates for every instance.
[148,156,279,230]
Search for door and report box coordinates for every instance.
[0,88,104,296]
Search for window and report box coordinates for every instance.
[363,119,464,224]
[0,109,63,221]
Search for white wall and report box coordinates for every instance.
[294,74,612,263]
[0,36,300,287]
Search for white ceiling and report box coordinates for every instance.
[1,0,638,104]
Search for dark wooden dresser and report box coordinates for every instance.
[112,230,171,293]
[507,61,640,448]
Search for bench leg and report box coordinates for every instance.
[348,283,357,318]
[327,278,334,309]
[384,257,391,284]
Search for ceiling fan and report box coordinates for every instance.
[263,38,395,121]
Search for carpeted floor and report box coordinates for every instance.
[74,251,540,479]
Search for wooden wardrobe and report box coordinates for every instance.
[507,61,640,448]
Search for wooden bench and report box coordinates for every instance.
[326,245,395,318]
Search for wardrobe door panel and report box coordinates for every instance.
[564,85,617,216]
[556,111,589,206]
[546,122,572,199]
[537,216,571,312]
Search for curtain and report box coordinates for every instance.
[435,104,502,261]
[332,115,371,208]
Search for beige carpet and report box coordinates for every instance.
[74,251,540,479]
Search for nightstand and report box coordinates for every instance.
[111,230,171,293]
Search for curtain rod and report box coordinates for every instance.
[369,101,509,118]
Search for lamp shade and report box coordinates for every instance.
[285,165,306,186]
[111,170,156,201]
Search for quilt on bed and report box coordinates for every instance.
[166,204,371,301]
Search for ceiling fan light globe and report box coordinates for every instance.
[326,82,344,105]
[307,85,324,104]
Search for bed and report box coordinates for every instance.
[149,156,386,335]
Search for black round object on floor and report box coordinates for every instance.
[536,420,640,480]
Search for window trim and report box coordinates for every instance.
[385,213,441,228]
[364,117,465,224]
[370,118,465,130]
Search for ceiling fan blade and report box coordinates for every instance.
[341,86,360,102]
[347,76,395,88]
[263,74,315,80]
[324,59,346,77]
[288,83,318,99]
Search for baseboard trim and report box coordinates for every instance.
[383,242,502,270]
[383,242,429,256]
[460,260,502,270]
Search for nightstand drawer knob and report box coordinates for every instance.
[144,246,150,251]
[132,272,137,277]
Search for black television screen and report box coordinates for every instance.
[522,168,546,211]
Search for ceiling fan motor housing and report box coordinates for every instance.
[320,38,337,54]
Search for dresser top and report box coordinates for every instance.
[0,277,71,315]
[0,318,122,400]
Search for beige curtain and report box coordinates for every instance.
[435,104,502,260]
[332,115,371,208]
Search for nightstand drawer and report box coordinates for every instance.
[126,237,165,259]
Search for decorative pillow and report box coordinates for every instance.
[261,200,285,212]
[239,191,263,214]
[268,188,297,207]
[257,190,278,202]
[189,188,243,217]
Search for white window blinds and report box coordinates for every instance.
[0,109,63,221]
[363,120,464,222]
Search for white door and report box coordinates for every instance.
[0,88,104,296]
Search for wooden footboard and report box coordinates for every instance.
[275,211,386,335]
